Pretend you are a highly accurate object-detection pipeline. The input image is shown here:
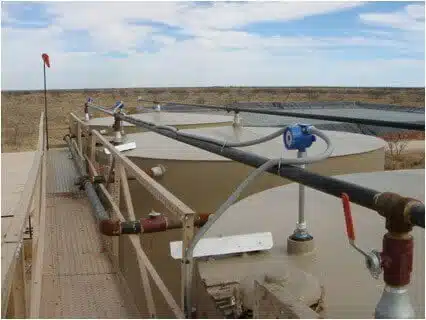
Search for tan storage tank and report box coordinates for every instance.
[123,126,386,214]
[196,169,425,319]
[107,126,387,317]
[85,111,233,135]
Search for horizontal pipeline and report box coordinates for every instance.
[137,98,425,131]
[88,104,425,230]
[100,213,211,236]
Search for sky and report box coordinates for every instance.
[1,0,425,90]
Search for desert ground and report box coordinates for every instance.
[1,86,424,169]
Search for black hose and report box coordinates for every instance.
[137,99,425,131]
[88,104,425,229]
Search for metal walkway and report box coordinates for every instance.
[39,149,140,318]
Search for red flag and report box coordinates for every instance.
[42,53,50,68]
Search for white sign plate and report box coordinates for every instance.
[104,142,136,155]
[170,232,273,260]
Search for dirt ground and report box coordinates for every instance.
[381,132,425,170]
[385,151,425,170]
[1,87,424,152]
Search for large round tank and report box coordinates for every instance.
[86,111,233,135]
[107,126,387,317]
[196,169,425,318]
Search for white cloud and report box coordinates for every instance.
[3,38,423,90]
[47,2,363,31]
[1,1,424,89]
[360,3,425,31]
[42,1,363,52]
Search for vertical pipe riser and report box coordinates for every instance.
[375,233,415,318]
[297,150,306,231]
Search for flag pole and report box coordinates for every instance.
[42,54,49,150]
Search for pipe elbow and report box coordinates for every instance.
[374,192,423,233]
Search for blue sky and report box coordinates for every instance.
[1,1,425,89]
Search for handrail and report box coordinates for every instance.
[29,112,47,318]
[1,112,46,318]
[68,114,189,317]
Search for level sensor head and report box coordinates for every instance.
[284,124,316,152]
[113,100,124,113]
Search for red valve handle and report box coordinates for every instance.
[341,193,355,242]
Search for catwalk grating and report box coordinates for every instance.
[47,148,79,195]
[40,273,140,319]
[39,152,140,318]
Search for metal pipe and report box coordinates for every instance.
[297,150,306,232]
[97,211,211,236]
[87,104,425,228]
[375,230,415,318]
[233,112,242,127]
[43,60,49,150]
[84,102,90,121]
[64,134,110,222]
[112,115,123,144]
[136,99,425,131]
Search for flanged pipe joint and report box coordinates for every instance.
[284,124,317,254]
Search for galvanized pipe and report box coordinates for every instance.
[137,99,425,131]
[297,150,306,230]
[87,104,425,229]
